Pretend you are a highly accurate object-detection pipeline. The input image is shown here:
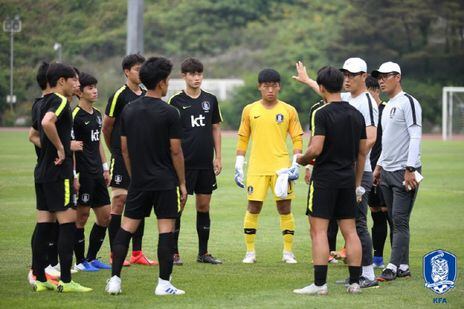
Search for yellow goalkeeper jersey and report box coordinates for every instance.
[237,100,303,175]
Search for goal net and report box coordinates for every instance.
[442,87,464,140]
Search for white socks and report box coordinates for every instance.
[386,263,397,272]
[362,265,375,280]
[399,264,409,271]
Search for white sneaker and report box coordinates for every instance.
[282,251,297,264]
[293,283,328,295]
[242,252,256,264]
[45,264,61,277]
[155,282,185,296]
[53,263,78,274]
[105,275,122,295]
[28,269,36,285]
[346,283,362,294]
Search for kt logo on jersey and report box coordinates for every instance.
[423,250,457,295]
[191,115,206,127]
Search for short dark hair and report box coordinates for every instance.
[122,53,145,71]
[316,66,344,93]
[36,61,49,90]
[46,63,77,87]
[181,57,203,74]
[258,68,280,84]
[365,75,380,90]
[139,57,173,90]
[79,72,98,91]
[73,66,80,76]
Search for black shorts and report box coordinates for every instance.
[186,168,217,195]
[124,187,181,219]
[109,154,130,189]
[368,185,386,208]
[77,175,110,208]
[306,181,356,220]
[35,179,77,212]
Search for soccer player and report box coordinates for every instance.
[28,62,61,284]
[365,75,392,269]
[305,100,339,265]
[293,58,379,288]
[72,72,112,271]
[32,62,92,292]
[102,54,156,266]
[169,58,222,265]
[372,62,422,281]
[293,66,367,295]
[105,57,187,296]
[235,68,303,264]
[29,63,83,283]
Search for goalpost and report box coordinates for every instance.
[442,87,464,140]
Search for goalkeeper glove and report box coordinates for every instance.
[288,154,300,181]
[234,155,245,188]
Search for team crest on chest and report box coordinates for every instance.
[201,101,210,112]
[96,115,102,125]
[276,113,284,123]
[389,107,397,119]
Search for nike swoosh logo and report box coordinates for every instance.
[182,106,191,109]
[254,116,260,119]
[85,121,90,125]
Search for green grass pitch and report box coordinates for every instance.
[0,131,463,308]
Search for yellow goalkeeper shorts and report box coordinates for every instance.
[246,174,295,202]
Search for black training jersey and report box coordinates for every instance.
[72,106,104,177]
[370,102,386,170]
[311,101,367,188]
[31,97,43,159]
[34,93,73,183]
[105,85,145,154]
[169,90,222,169]
[308,100,324,132]
[120,97,183,191]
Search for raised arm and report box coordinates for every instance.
[292,61,322,96]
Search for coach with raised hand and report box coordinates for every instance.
[372,62,423,282]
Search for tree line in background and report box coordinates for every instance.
[0,0,463,130]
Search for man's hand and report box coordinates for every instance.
[73,177,80,193]
[179,184,188,210]
[213,158,222,176]
[103,170,111,186]
[55,146,65,165]
[373,165,382,186]
[292,61,311,85]
[71,140,83,152]
[356,186,366,203]
[234,155,245,188]
[304,168,311,185]
[404,170,418,191]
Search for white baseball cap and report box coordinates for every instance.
[340,57,367,73]
[371,61,401,77]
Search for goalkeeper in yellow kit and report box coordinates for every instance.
[235,69,304,264]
